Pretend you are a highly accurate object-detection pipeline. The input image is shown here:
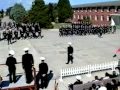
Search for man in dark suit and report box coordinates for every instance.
[36,57,48,89]
[22,48,34,84]
[6,50,17,83]
[66,42,74,64]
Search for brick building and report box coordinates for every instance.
[72,1,120,26]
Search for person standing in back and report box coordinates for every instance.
[22,48,34,84]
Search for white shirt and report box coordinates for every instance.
[98,86,107,90]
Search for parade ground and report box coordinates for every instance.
[0,29,120,90]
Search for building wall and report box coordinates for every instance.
[72,6,120,26]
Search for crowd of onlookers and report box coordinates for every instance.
[69,71,120,90]
[0,22,43,45]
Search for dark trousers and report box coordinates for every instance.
[9,68,16,83]
[67,54,73,64]
[8,39,11,45]
[36,72,48,90]
[24,68,33,83]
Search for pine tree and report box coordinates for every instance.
[29,0,51,28]
[10,4,26,23]
[47,3,58,22]
[57,0,73,23]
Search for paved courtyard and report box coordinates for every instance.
[0,29,120,90]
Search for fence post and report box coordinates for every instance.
[112,61,116,71]
[59,69,63,82]
[86,65,92,77]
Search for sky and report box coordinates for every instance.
[0,0,117,11]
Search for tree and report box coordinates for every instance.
[47,3,58,22]
[0,9,4,18]
[29,0,52,28]
[57,0,73,23]
[6,7,13,16]
[47,3,54,22]
[10,4,26,23]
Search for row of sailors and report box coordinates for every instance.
[0,24,42,45]
[59,25,116,36]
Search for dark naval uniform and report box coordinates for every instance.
[36,60,48,89]
[22,52,34,83]
[6,56,17,83]
[66,45,74,64]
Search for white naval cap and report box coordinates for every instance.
[68,42,72,45]
[23,47,29,51]
[40,57,45,60]
[9,50,15,55]
[76,75,81,80]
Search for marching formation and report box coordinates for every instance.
[59,22,116,37]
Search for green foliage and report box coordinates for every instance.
[22,13,30,24]
[47,3,58,22]
[6,7,12,16]
[29,0,52,28]
[57,0,73,23]
[10,4,26,23]
[0,9,4,18]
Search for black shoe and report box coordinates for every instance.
[10,81,12,83]
[26,81,31,84]
[66,63,69,64]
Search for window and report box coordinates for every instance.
[107,7,110,12]
[78,15,80,19]
[81,15,83,19]
[101,15,104,21]
[74,15,76,19]
[101,8,103,12]
[81,8,83,12]
[89,15,92,20]
[85,8,87,12]
[107,16,109,21]
[109,16,111,21]
[89,9,91,12]
[95,15,98,21]
[115,7,118,12]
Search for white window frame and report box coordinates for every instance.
[78,15,80,19]
[101,16,104,21]
[74,15,76,19]
[95,15,97,21]
[107,16,109,21]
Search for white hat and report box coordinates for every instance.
[9,50,15,55]
[76,75,81,80]
[23,48,29,51]
[68,42,72,45]
[40,57,45,60]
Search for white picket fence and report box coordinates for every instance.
[60,61,118,81]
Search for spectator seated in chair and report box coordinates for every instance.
[69,76,83,90]
[103,72,110,79]
[92,76,100,82]
[111,79,119,90]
